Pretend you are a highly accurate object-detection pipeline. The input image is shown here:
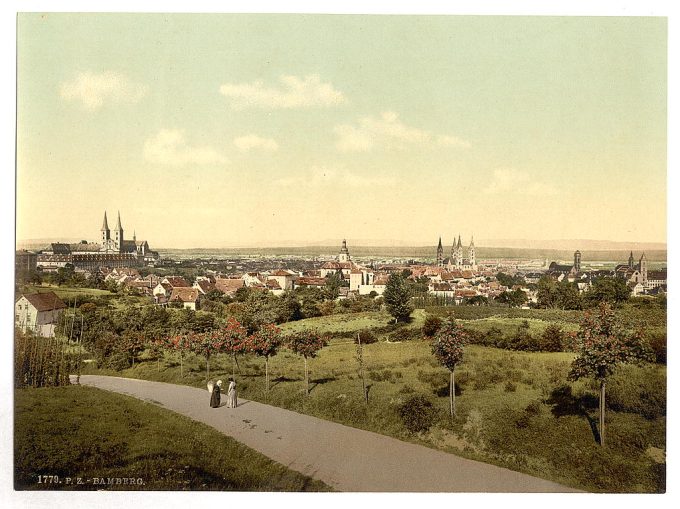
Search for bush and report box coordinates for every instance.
[504,381,517,392]
[606,366,666,419]
[388,328,422,342]
[422,315,442,337]
[540,325,564,352]
[398,395,437,434]
[368,369,402,383]
[106,351,131,371]
[354,330,378,345]
[417,370,448,390]
[647,332,666,364]
[484,327,504,347]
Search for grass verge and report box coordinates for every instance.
[14,385,332,491]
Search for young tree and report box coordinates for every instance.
[383,272,413,323]
[166,332,193,377]
[286,330,328,395]
[121,330,147,368]
[221,317,248,378]
[567,303,653,446]
[192,330,224,381]
[245,323,283,394]
[431,315,468,417]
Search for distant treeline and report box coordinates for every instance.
[158,246,667,262]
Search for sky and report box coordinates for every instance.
[16,14,667,248]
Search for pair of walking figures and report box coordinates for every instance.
[208,378,237,408]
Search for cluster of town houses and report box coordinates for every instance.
[16,226,667,337]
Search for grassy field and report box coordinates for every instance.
[19,284,113,300]
[82,310,666,493]
[14,385,331,491]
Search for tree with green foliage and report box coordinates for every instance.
[323,272,344,301]
[495,272,526,287]
[537,276,559,308]
[556,280,583,310]
[121,330,147,367]
[286,330,328,395]
[431,315,468,417]
[496,288,527,308]
[568,303,653,446]
[585,277,631,307]
[383,272,413,323]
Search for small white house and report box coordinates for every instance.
[15,291,67,337]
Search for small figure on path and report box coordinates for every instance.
[226,378,237,408]
[208,379,222,408]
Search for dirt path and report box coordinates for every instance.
[73,375,581,493]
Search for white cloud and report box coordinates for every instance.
[483,168,558,196]
[334,111,470,152]
[275,165,395,188]
[233,135,279,152]
[59,71,148,110]
[143,129,229,166]
[219,75,346,110]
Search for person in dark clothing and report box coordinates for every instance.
[209,379,223,408]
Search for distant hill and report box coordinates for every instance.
[157,246,667,262]
[476,238,667,251]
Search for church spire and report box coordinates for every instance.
[115,211,123,231]
[101,211,110,231]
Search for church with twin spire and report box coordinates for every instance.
[100,211,158,261]
[436,235,477,271]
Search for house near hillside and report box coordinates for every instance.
[215,277,245,296]
[169,287,200,310]
[15,291,67,337]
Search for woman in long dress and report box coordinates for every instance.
[209,379,222,408]
[226,378,237,408]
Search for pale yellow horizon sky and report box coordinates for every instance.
[16,14,667,249]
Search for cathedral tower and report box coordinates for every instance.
[101,211,110,244]
[113,211,124,251]
[469,236,476,267]
[628,251,635,269]
[455,235,463,268]
[437,237,443,267]
[639,252,647,284]
[574,250,581,272]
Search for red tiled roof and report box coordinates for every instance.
[270,270,292,277]
[163,276,191,288]
[169,287,200,303]
[215,278,245,294]
[296,277,326,287]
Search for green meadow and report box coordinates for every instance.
[82,309,666,493]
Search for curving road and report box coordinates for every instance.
[72,375,581,493]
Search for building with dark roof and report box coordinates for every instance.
[15,291,67,337]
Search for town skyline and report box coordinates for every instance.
[17,14,667,249]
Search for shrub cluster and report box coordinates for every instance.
[387,327,422,342]
[466,323,567,353]
[398,395,438,434]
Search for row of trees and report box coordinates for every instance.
[121,317,329,396]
